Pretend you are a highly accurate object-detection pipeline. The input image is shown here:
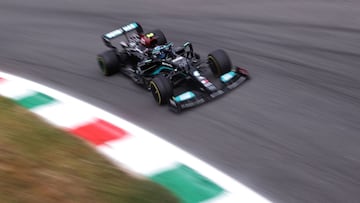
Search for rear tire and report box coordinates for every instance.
[148,29,167,45]
[97,50,120,76]
[208,49,232,77]
[150,75,173,105]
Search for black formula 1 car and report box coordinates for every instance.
[97,22,249,112]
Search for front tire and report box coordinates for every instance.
[97,50,120,76]
[208,49,232,77]
[150,75,173,105]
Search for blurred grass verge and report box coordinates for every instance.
[0,96,179,203]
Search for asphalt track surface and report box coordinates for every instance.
[1,0,360,202]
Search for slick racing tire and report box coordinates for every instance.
[97,50,120,76]
[150,75,173,105]
[148,29,167,45]
[208,49,232,77]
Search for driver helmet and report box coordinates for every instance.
[140,32,156,48]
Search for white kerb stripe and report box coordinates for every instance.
[97,136,178,176]
[0,80,35,99]
[31,101,97,129]
[200,192,244,203]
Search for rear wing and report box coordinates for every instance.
[102,22,143,48]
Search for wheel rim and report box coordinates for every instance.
[208,56,221,77]
[97,57,107,74]
[150,81,162,104]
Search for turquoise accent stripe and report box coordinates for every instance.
[220,71,236,83]
[174,91,195,102]
[151,66,173,76]
[150,164,224,203]
[131,22,138,28]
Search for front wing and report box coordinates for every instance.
[168,67,250,112]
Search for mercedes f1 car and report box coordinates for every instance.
[97,22,249,112]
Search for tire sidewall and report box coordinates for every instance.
[148,29,167,45]
[208,49,232,77]
[150,75,172,105]
[97,50,120,76]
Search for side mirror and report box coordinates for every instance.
[175,47,185,55]
[183,42,194,58]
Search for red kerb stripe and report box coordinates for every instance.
[70,119,128,145]
[0,77,5,83]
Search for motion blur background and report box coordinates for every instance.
[1,0,360,202]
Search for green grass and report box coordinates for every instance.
[0,96,179,203]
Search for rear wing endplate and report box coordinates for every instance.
[102,22,143,48]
